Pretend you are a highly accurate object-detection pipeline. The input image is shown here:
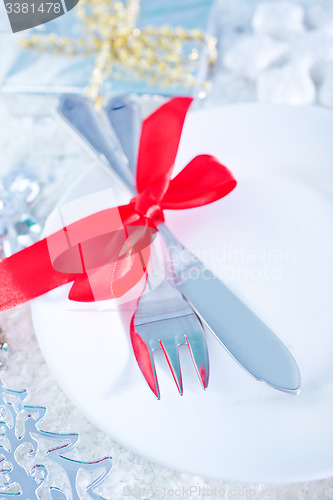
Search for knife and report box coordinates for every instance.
[158,222,301,394]
[58,94,301,395]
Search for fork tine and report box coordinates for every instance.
[185,316,210,390]
[159,339,183,396]
[130,325,160,399]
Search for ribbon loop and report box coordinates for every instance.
[161,155,237,210]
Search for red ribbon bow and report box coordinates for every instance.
[0,97,236,312]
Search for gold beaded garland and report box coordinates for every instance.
[19,0,217,108]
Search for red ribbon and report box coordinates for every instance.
[0,97,236,312]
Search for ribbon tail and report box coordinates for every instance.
[68,274,95,302]
[0,239,76,312]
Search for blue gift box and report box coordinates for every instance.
[0,0,218,97]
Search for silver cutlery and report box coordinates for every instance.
[58,94,301,396]
[105,95,301,395]
[57,94,209,398]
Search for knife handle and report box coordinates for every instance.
[105,96,142,177]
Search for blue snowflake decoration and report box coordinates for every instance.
[0,368,112,498]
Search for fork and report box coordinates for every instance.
[57,94,209,399]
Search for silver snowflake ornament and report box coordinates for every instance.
[0,366,112,499]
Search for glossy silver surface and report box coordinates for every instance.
[105,96,142,176]
[134,248,209,396]
[57,95,209,398]
[159,224,301,394]
[57,94,135,191]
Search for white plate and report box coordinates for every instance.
[31,104,333,483]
